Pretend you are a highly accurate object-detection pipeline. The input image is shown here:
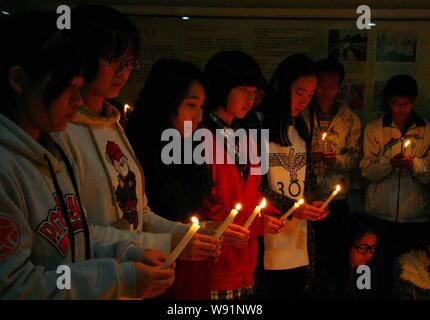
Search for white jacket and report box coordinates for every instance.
[303,103,361,199]
[53,103,188,254]
[360,113,430,222]
[0,115,143,299]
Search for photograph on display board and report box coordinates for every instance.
[376,30,417,62]
[328,29,368,61]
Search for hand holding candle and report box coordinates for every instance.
[320,184,341,210]
[243,198,266,229]
[214,203,241,239]
[280,198,305,221]
[162,216,200,269]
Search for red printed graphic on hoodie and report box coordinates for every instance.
[105,140,139,230]
[36,194,85,257]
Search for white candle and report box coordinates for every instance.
[162,216,200,269]
[214,203,241,239]
[320,185,341,210]
[280,198,305,221]
[243,198,266,229]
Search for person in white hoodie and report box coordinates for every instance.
[0,12,174,299]
[360,74,430,296]
[53,5,220,266]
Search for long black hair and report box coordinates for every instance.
[125,59,212,222]
[262,53,316,147]
[262,54,317,197]
[0,12,84,121]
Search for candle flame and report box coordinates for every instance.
[124,104,131,113]
[322,132,327,140]
[235,203,242,211]
[191,216,199,225]
[297,199,305,205]
[404,140,410,148]
[335,185,341,192]
[260,198,267,208]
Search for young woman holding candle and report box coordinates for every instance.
[0,12,175,299]
[126,59,246,299]
[259,54,330,299]
[53,5,220,269]
[200,51,278,300]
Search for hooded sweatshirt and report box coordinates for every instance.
[360,112,430,223]
[53,103,189,254]
[0,114,143,299]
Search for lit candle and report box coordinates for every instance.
[243,198,266,229]
[123,103,132,122]
[402,139,410,157]
[214,203,241,239]
[280,198,305,221]
[320,184,341,210]
[321,132,328,152]
[162,216,200,269]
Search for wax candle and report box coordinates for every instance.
[214,203,241,239]
[320,184,341,210]
[162,216,200,269]
[280,198,305,221]
[243,198,266,229]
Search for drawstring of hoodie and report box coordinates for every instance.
[44,143,91,261]
[45,154,77,262]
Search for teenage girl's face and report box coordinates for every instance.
[290,75,317,117]
[86,48,134,99]
[349,232,377,268]
[27,76,84,133]
[171,81,206,138]
[225,85,258,119]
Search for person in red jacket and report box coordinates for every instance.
[202,51,278,300]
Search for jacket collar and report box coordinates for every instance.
[382,111,425,131]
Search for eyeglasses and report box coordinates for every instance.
[106,56,142,71]
[353,244,376,255]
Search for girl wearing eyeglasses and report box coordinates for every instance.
[0,12,176,299]
[314,212,381,300]
[52,4,220,286]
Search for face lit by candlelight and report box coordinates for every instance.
[290,75,317,117]
[171,81,206,138]
[350,232,377,268]
[86,47,134,99]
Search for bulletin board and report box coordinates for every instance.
[120,12,430,127]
